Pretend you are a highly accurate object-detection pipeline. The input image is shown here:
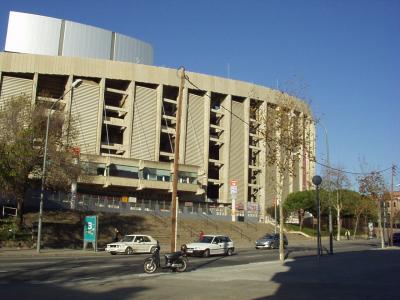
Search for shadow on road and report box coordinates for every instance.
[1,280,148,300]
[187,255,230,272]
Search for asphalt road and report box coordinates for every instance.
[0,239,394,300]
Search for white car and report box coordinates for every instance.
[105,234,158,255]
[186,235,234,257]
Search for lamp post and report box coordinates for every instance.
[36,79,83,253]
[319,122,333,254]
[312,175,322,262]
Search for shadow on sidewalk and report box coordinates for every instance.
[253,249,400,300]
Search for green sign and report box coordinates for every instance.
[84,215,97,242]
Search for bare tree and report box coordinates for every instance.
[321,166,351,240]
[358,172,387,248]
[258,91,313,262]
[0,95,81,228]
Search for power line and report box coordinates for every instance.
[315,161,393,176]
[184,73,394,177]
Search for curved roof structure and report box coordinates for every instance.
[5,11,153,65]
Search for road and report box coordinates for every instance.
[0,239,396,300]
[0,238,377,277]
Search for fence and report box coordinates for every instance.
[1,191,260,223]
[71,193,260,221]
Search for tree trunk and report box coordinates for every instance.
[279,202,284,262]
[336,206,341,241]
[16,195,24,230]
[336,190,341,241]
[277,175,285,263]
[353,213,360,239]
[299,211,304,231]
[377,201,385,249]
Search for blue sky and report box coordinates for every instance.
[0,0,399,188]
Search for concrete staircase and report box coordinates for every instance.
[121,211,279,249]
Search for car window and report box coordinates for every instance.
[121,236,134,242]
[142,236,151,242]
[263,234,275,239]
[134,236,144,243]
[221,236,231,243]
[198,236,214,243]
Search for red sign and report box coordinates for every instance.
[230,180,238,186]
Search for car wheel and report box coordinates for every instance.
[125,247,134,255]
[203,249,210,258]
[226,248,234,256]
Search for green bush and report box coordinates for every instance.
[0,218,31,241]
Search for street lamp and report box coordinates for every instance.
[36,79,83,253]
[312,175,322,262]
[319,122,333,254]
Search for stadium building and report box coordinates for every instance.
[0,12,315,221]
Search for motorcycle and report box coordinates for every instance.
[143,244,188,274]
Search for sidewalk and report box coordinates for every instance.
[156,247,400,300]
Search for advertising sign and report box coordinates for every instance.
[84,215,98,251]
[230,179,238,195]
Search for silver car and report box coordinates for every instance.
[255,233,288,249]
[186,235,235,257]
[105,234,158,255]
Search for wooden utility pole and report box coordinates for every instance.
[171,67,185,252]
[389,164,397,246]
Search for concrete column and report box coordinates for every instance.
[258,101,267,222]
[154,84,163,160]
[203,91,211,189]
[179,87,188,164]
[62,75,73,145]
[63,75,73,113]
[221,95,232,203]
[125,80,136,158]
[95,78,106,155]
[295,112,304,192]
[309,117,316,188]
[243,97,250,205]
[31,72,38,106]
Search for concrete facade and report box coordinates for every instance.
[0,49,314,220]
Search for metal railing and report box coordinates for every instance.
[245,219,258,231]
[18,190,260,223]
[178,220,197,238]
[199,213,219,230]
[230,223,252,241]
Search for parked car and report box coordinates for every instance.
[105,234,159,255]
[255,233,288,249]
[186,235,235,257]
